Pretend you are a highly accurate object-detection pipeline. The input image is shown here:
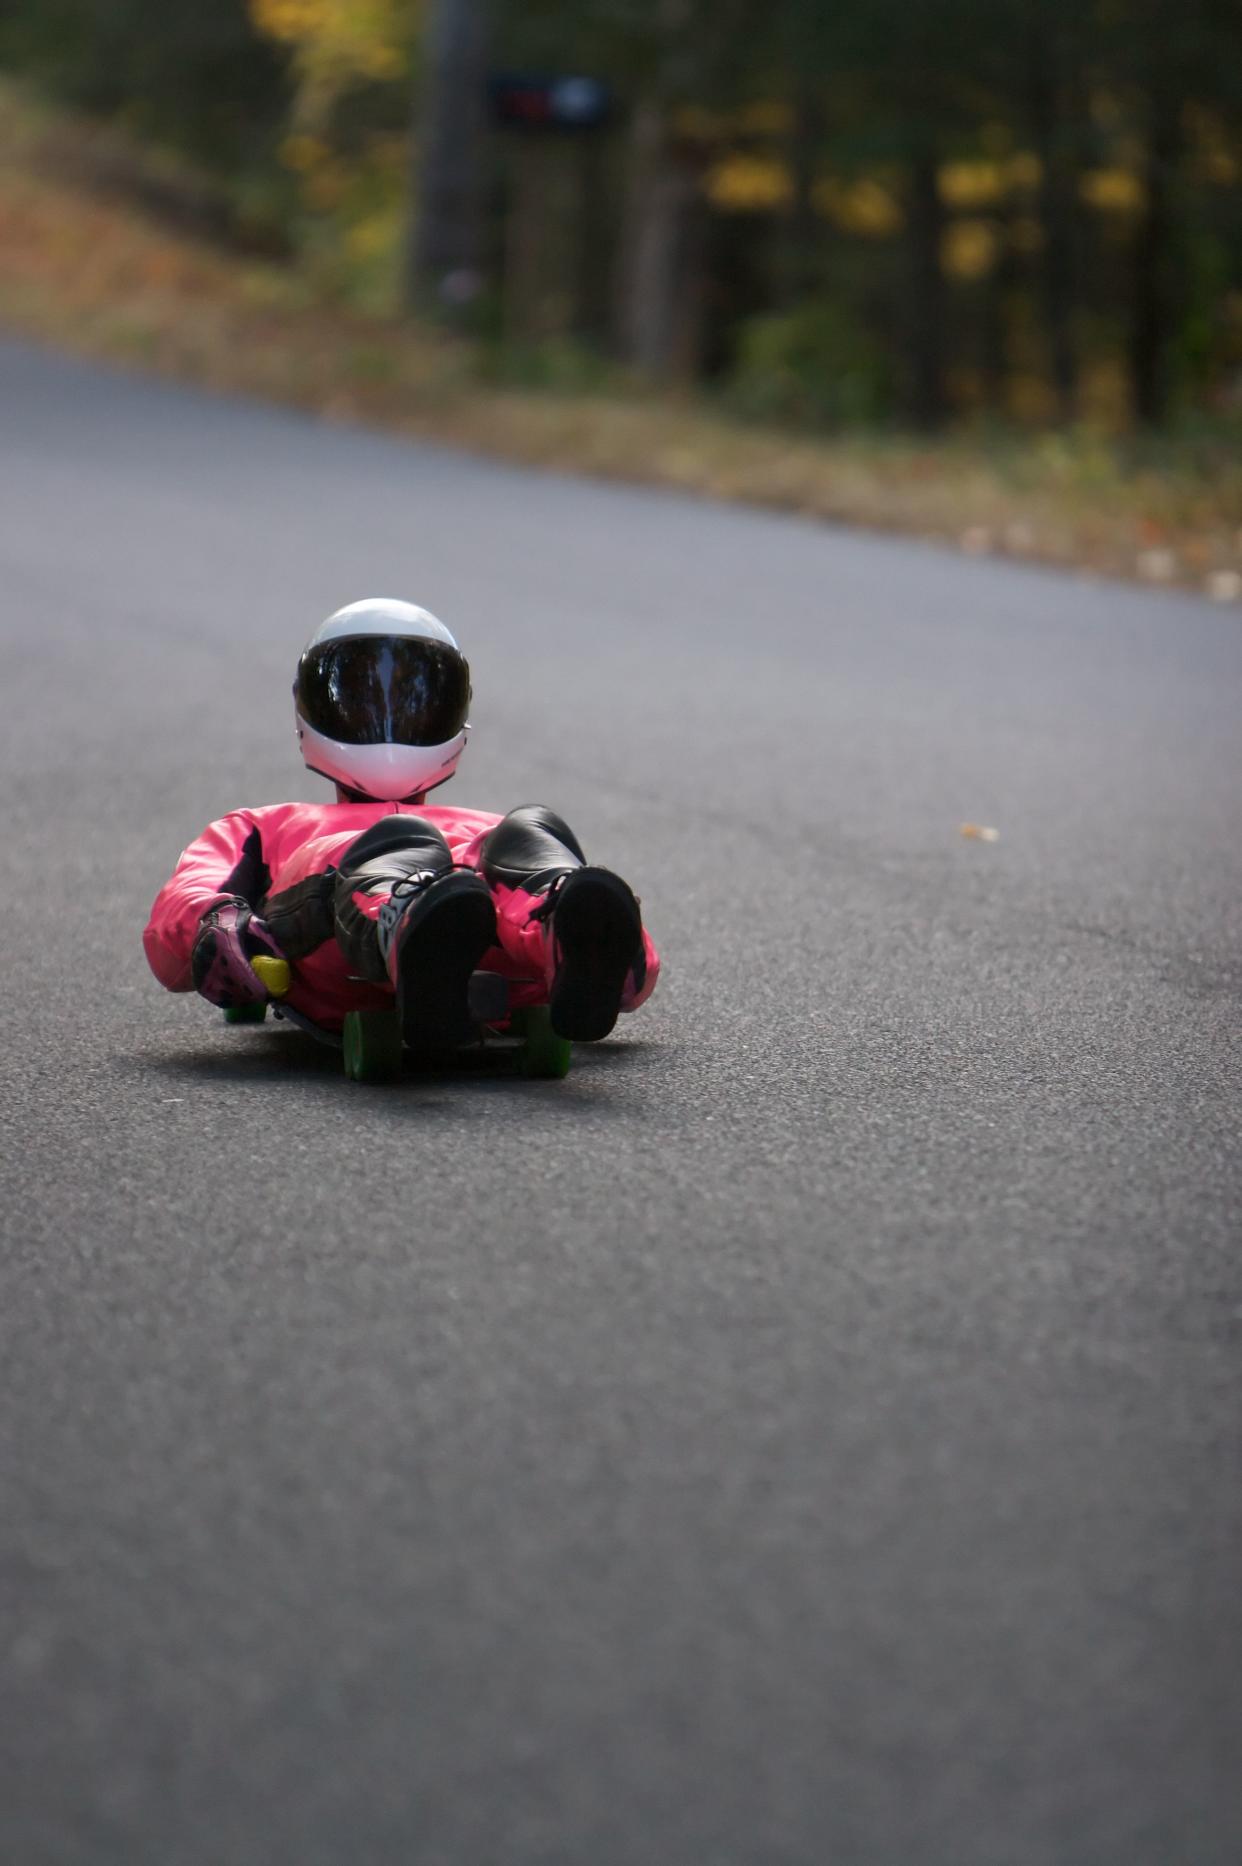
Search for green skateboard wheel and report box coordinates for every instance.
[224,1002,267,1025]
[512,1005,572,1080]
[343,1008,403,1083]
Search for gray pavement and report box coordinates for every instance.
[1,335,1240,1865]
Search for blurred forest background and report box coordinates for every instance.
[1,0,1240,585]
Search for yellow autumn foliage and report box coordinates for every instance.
[348,211,399,260]
[1080,168,1145,213]
[251,0,418,124]
[707,162,905,234]
[940,161,1006,209]
[252,0,418,299]
[814,177,902,237]
[707,155,792,212]
[942,219,997,280]
[279,133,330,172]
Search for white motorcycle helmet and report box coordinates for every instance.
[294,598,471,802]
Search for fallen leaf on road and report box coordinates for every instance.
[1206,570,1242,603]
[1137,547,1176,582]
[959,823,1000,842]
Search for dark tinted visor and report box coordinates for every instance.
[297,634,471,746]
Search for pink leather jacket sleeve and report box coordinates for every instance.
[143,809,261,992]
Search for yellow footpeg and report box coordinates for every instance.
[251,955,291,998]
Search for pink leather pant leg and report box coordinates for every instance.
[488,882,660,1014]
[621,929,660,1012]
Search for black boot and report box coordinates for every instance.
[378,869,497,1052]
[536,867,644,1042]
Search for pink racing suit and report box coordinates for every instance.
[144,799,659,1031]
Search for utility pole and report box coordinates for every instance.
[405,0,488,317]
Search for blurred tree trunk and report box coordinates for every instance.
[573,136,613,347]
[616,99,703,379]
[982,201,1016,414]
[406,0,489,317]
[504,137,554,344]
[907,128,947,429]
[777,57,823,305]
[1129,84,1180,427]
[1029,26,1079,422]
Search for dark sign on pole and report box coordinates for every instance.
[489,75,612,132]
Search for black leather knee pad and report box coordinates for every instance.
[338,815,453,878]
[333,816,456,982]
[480,805,586,890]
[261,871,336,959]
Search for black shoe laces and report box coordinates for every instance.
[388,868,443,903]
[528,871,572,924]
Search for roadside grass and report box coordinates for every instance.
[2,78,1239,598]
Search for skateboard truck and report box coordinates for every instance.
[225,964,569,1082]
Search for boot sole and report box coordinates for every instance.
[549,869,642,1042]
[395,876,497,1052]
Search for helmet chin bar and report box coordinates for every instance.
[332,779,427,806]
[297,717,467,803]
[308,763,461,807]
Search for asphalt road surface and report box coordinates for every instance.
[2,337,1240,1866]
